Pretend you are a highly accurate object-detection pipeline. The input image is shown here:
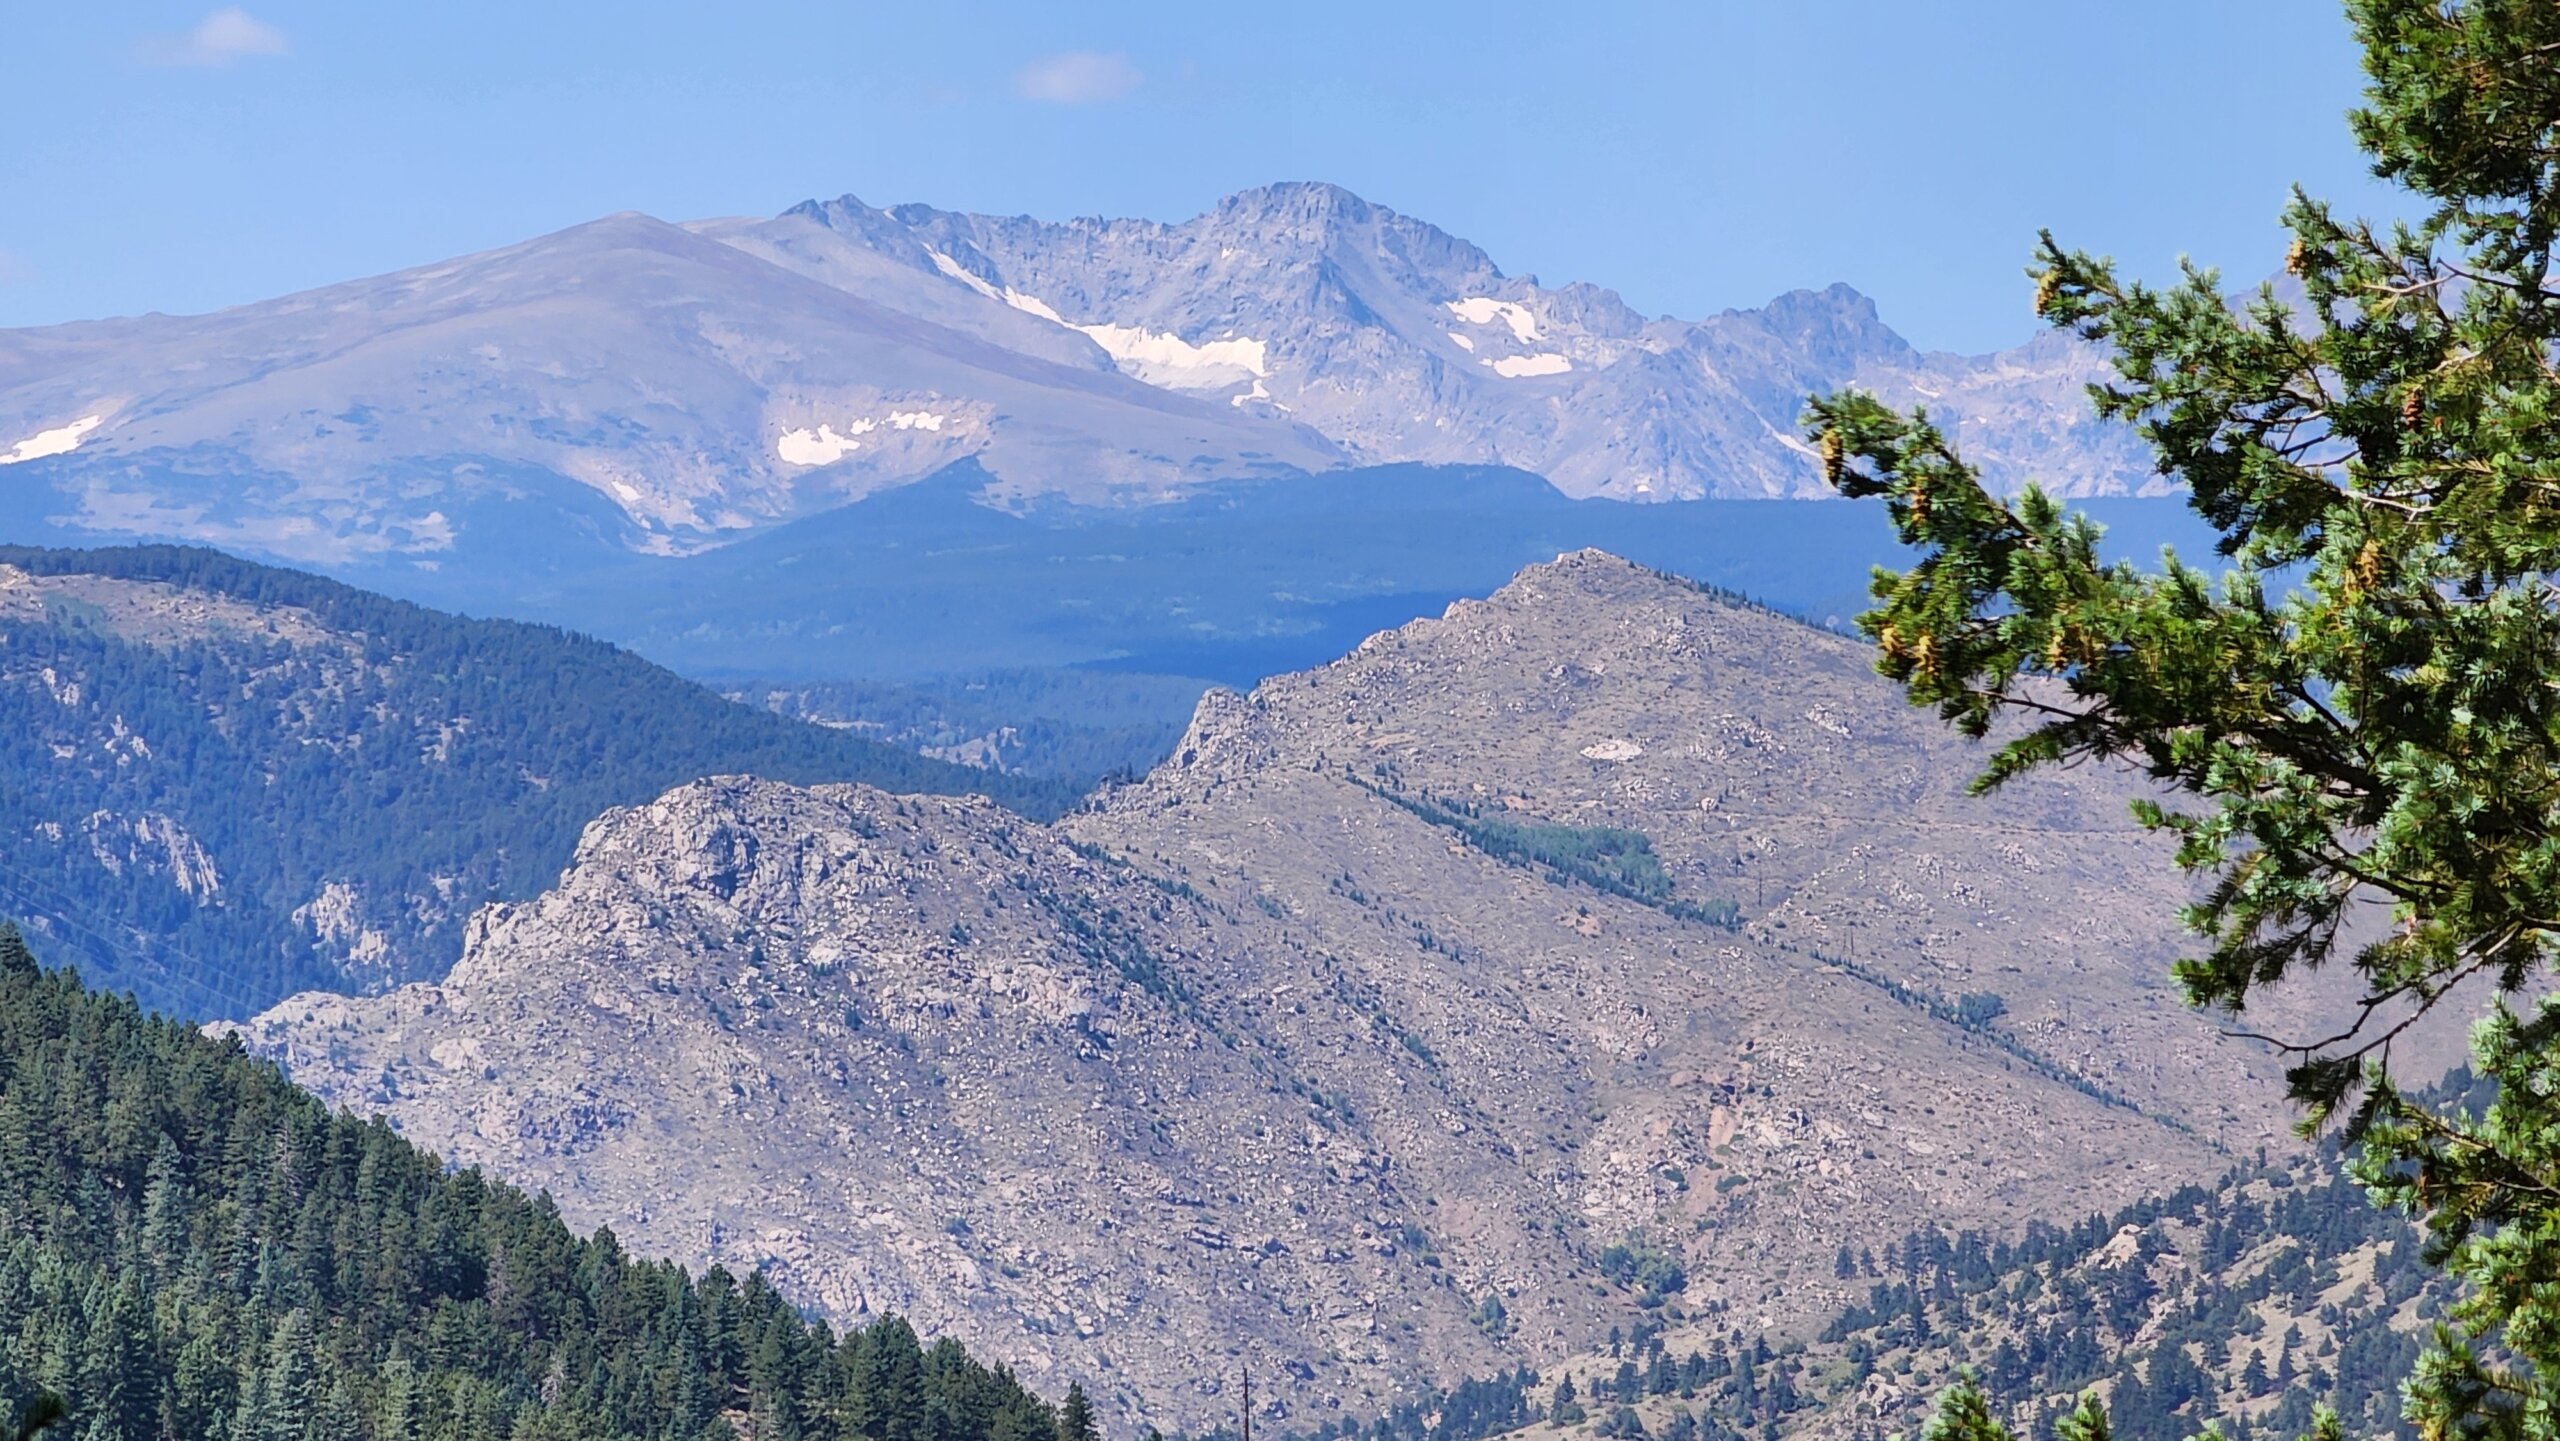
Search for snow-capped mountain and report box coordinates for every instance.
[0,182,2152,569]
[0,211,1334,566]
[727,182,2150,501]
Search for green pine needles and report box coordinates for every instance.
[1807,3,2560,1439]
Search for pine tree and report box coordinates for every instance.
[2241,1351,2271,1399]
[1919,1376,2011,1441]
[72,1280,155,1441]
[850,1318,930,1441]
[750,1312,809,1441]
[169,1334,234,1441]
[138,1135,188,1277]
[1551,1374,1583,1426]
[303,1377,363,1441]
[2054,1395,2109,1441]
[243,1309,324,1441]
[373,1356,422,1441]
[1056,1383,1099,1441]
[1805,3,2560,1436]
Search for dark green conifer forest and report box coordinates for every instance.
[0,922,1069,1441]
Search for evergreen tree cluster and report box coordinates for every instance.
[1819,1160,2448,1441]
[1347,780,1739,929]
[0,543,1082,1017]
[1261,1324,1815,1441]
[1265,1367,1542,1441]
[1288,1153,2437,1441]
[0,924,1075,1441]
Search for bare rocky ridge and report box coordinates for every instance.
[239,553,2313,1430]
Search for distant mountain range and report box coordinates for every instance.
[458,464,2222,690]
[0,182,2156,578]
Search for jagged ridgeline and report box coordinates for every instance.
[0,544,1085,1017]
[0,924,1084,1441]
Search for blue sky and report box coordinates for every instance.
[4,2,2402,352]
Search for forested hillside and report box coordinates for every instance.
[1806,1157,2448,1441]
[0,923,1083,1441]
[0,544,1081,1016]
[730,669,1204,783]
[1265,1147,2450,1441]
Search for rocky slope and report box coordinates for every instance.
[0,184,2145,574]
[236,553,2315,1431]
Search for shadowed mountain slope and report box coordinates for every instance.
[0,542,1076,1016]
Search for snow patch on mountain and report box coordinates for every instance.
[928,231,1273,392]
[938,248,1272,393]
[776,409,953,465]
[926,250,1070,331]
[1447,297,1540,343]
[1006,290,1066,324]
[1074,324,1269,391]
[776,422,873,466]
[1489,353,1572,378]
[928,249,1002,300]
[2,415,103,466]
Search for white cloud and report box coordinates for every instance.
[1014,50,1142,104]
[143,8,289,68]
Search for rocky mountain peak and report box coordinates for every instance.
[1733,282,1918,368]
[1203,181,1500,274]
[1488,545,1657,592]
[783,192,936,255]
[1216,178,1378,221]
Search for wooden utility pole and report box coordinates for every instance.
[1241,1367,1252,1441]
